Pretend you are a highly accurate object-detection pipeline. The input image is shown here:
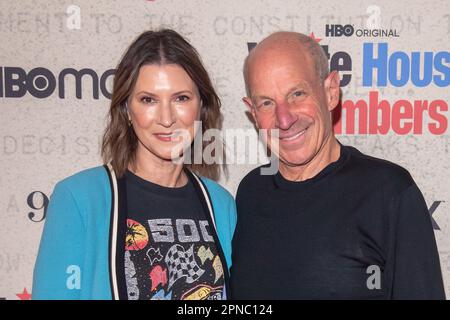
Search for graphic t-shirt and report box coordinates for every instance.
[124,170,225,300]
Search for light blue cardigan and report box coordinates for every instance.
[32,165,237,300]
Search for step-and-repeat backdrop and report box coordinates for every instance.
[1,0,449,299]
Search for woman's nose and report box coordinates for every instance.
[157,101,176,128]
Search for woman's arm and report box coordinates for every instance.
[32,181,86,300]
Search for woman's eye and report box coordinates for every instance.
[176,95,190,102]
[141,96,156,104]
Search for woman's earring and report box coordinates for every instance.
[128,119,132,127]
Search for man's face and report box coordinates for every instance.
[244,46,338,167]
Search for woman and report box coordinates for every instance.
[33,29,236,300]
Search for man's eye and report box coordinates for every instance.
[293,91,305,97]
[259,100,273,108]
[176,95,190,102]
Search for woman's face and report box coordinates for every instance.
[128,63,201,163]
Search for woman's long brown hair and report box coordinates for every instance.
[102,29,225,180]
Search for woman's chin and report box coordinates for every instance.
[153,150,187,163]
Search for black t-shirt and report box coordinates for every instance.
[124,170,225,300]
[230,145,445,299]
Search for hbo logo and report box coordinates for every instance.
[325,24,355,37]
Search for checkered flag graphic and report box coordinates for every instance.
[165,244,205,289]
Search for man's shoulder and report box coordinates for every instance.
[236,147,416,195]
[236,164,273,196]
[344,146,414,189]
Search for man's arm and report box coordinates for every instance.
[388,183,446,299]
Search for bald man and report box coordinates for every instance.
[230,32,445,300]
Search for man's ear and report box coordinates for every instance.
[324,71,340,111]
[242,96,258,128]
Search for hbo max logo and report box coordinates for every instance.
[0,67,115,99]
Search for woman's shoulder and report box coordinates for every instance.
[55,165,110,196]
[199,177,237,238]
[199,176,234,203]
[46,166,111,224]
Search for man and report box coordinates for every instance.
[230,31,445,299]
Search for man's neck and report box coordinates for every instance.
[278,135,341,182]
